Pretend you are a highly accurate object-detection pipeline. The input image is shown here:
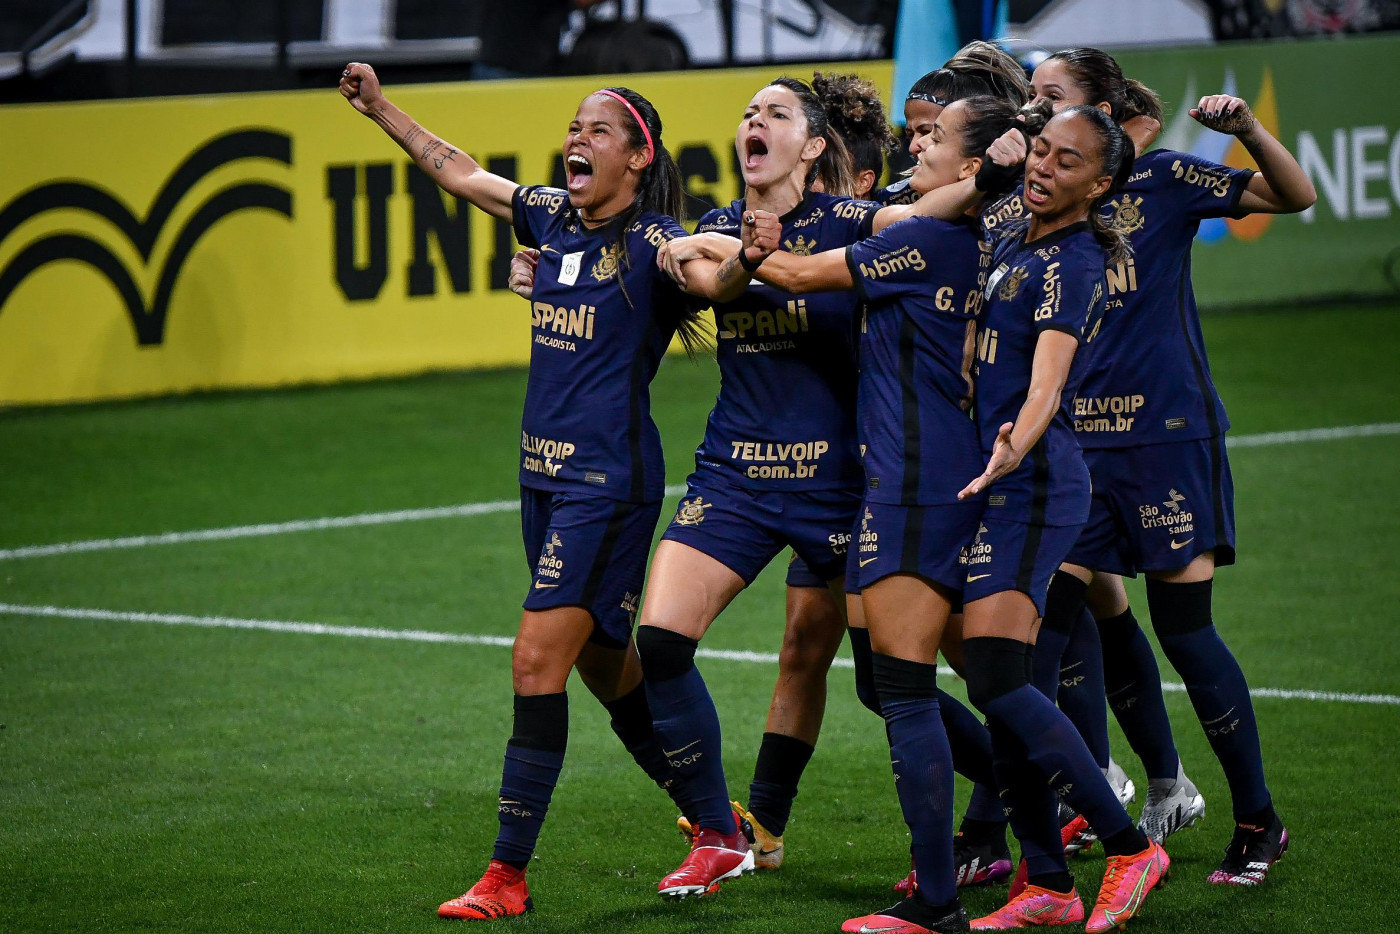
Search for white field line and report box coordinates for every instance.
[2,422,1398,564]
[2,601,1397,708]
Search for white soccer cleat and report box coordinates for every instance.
[1106,758,1137,808]
[1138,759,1206,845]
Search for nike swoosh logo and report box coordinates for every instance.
[858,925,904,934]
[1170,537,1195,550]
[538,243,559,254]
[533,581,560,589]
[966,573,992,582]
[757,846,782,857]
[858,557,879,567]
[663,739,701,758]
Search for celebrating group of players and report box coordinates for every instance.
[339,37,1315,932]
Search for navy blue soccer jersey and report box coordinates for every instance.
[691,191,879,491]
[871,176,922,206]
[975,221,1108,526]
[1071,149,1254,449]
[512,185,689,502]
[845,215,992,505]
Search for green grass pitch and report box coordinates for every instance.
[2,302,1399,933]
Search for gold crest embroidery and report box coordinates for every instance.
[674,497,711,526]
[998,266,1028,301]
[1111,195,1146,234]
[783,234,816,256]
[590,243,622,282]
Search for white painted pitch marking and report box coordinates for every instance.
[2,602,1397,707]
[3,422,1396,563]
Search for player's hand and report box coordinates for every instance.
[741,210,781,263]
[340,62,384,115]
[1191,95,1256,136]
[987,127,1028,168]
[958,422,1020,500]
[509,249,539,300]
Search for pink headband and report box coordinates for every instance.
[595,89,655,167]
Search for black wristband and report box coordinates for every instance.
[738,249,763,273]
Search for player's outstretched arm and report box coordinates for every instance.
[1192,95,1315,215]
[959,330,1077,500]
[341,62,517,220]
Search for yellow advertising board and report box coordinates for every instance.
[0,62,893,405]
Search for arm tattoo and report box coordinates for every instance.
[403,124,425,149]
[715,252,749,289]
[434,147,458,169]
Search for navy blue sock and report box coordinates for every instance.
[636,626,736,833]
[874,653,957,907]
[1099,608,1179,781]
[965,782,1007,824]
[1147,579,1272,818]
[939,689,996,787]
[965,637,1140,848]
[1058,608,1111,769]
[1032,572,1088,701]
[848,627,882,716]
[989,719,1066,880]
[602,682,694,814]
[492,692,568,869]
[747,732,814,837]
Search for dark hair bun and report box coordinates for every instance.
[812,71,897,155]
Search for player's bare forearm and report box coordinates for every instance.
[1011,331,1078,454]
[364,99,514,219]
[754,249,853,294]
[874,177,980,233]
[709,252,754,303]
[1238,124,1317,214]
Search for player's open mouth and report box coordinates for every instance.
[566,153,593,192]
[744,136,769,171]
[1026,180,1052,205]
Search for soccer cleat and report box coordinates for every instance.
[1060,814,1094,856]
[1007,859,1028,901]
[658,826,754,897]
[1206,818,1288,886]
[1106,759,1136,808]
[437,859,533,920]
[954,832,1014,887]
[893,866,917,895]
[970,885,1085,929]
[1138,762,1206,845]
[733,800,785,870]
[842,896,970,934]
[1085,839,1169,933]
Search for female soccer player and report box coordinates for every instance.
[954,105,1169,931]
[736,94,1028,934]
[1025,47,1315,881]
[630,74,886,898]
[875,40,1031,207]
[339,64,705,920]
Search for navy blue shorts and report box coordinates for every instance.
[520,487,662,649]
[785,552,830,588]
[1066,437,1236,576]
[662,468,860,586]
[852,500,986,594]
[963,518,1084,616]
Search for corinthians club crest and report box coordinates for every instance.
[674,496,711,526]
[783,234,816,256]
[591,243,622,281]
[1111,194,1146,234]
[998,265,1028,301]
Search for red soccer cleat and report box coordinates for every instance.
[438,860,533,921]
[658,827,754,897]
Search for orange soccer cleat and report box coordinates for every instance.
[1085,839,1170,933]
[971,885,1085,929]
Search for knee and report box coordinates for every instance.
[962,637,1032,713]
[635,625,698,683]
[871,652,939,707]
[1145,578,1215,640]
[512,640,568,695]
